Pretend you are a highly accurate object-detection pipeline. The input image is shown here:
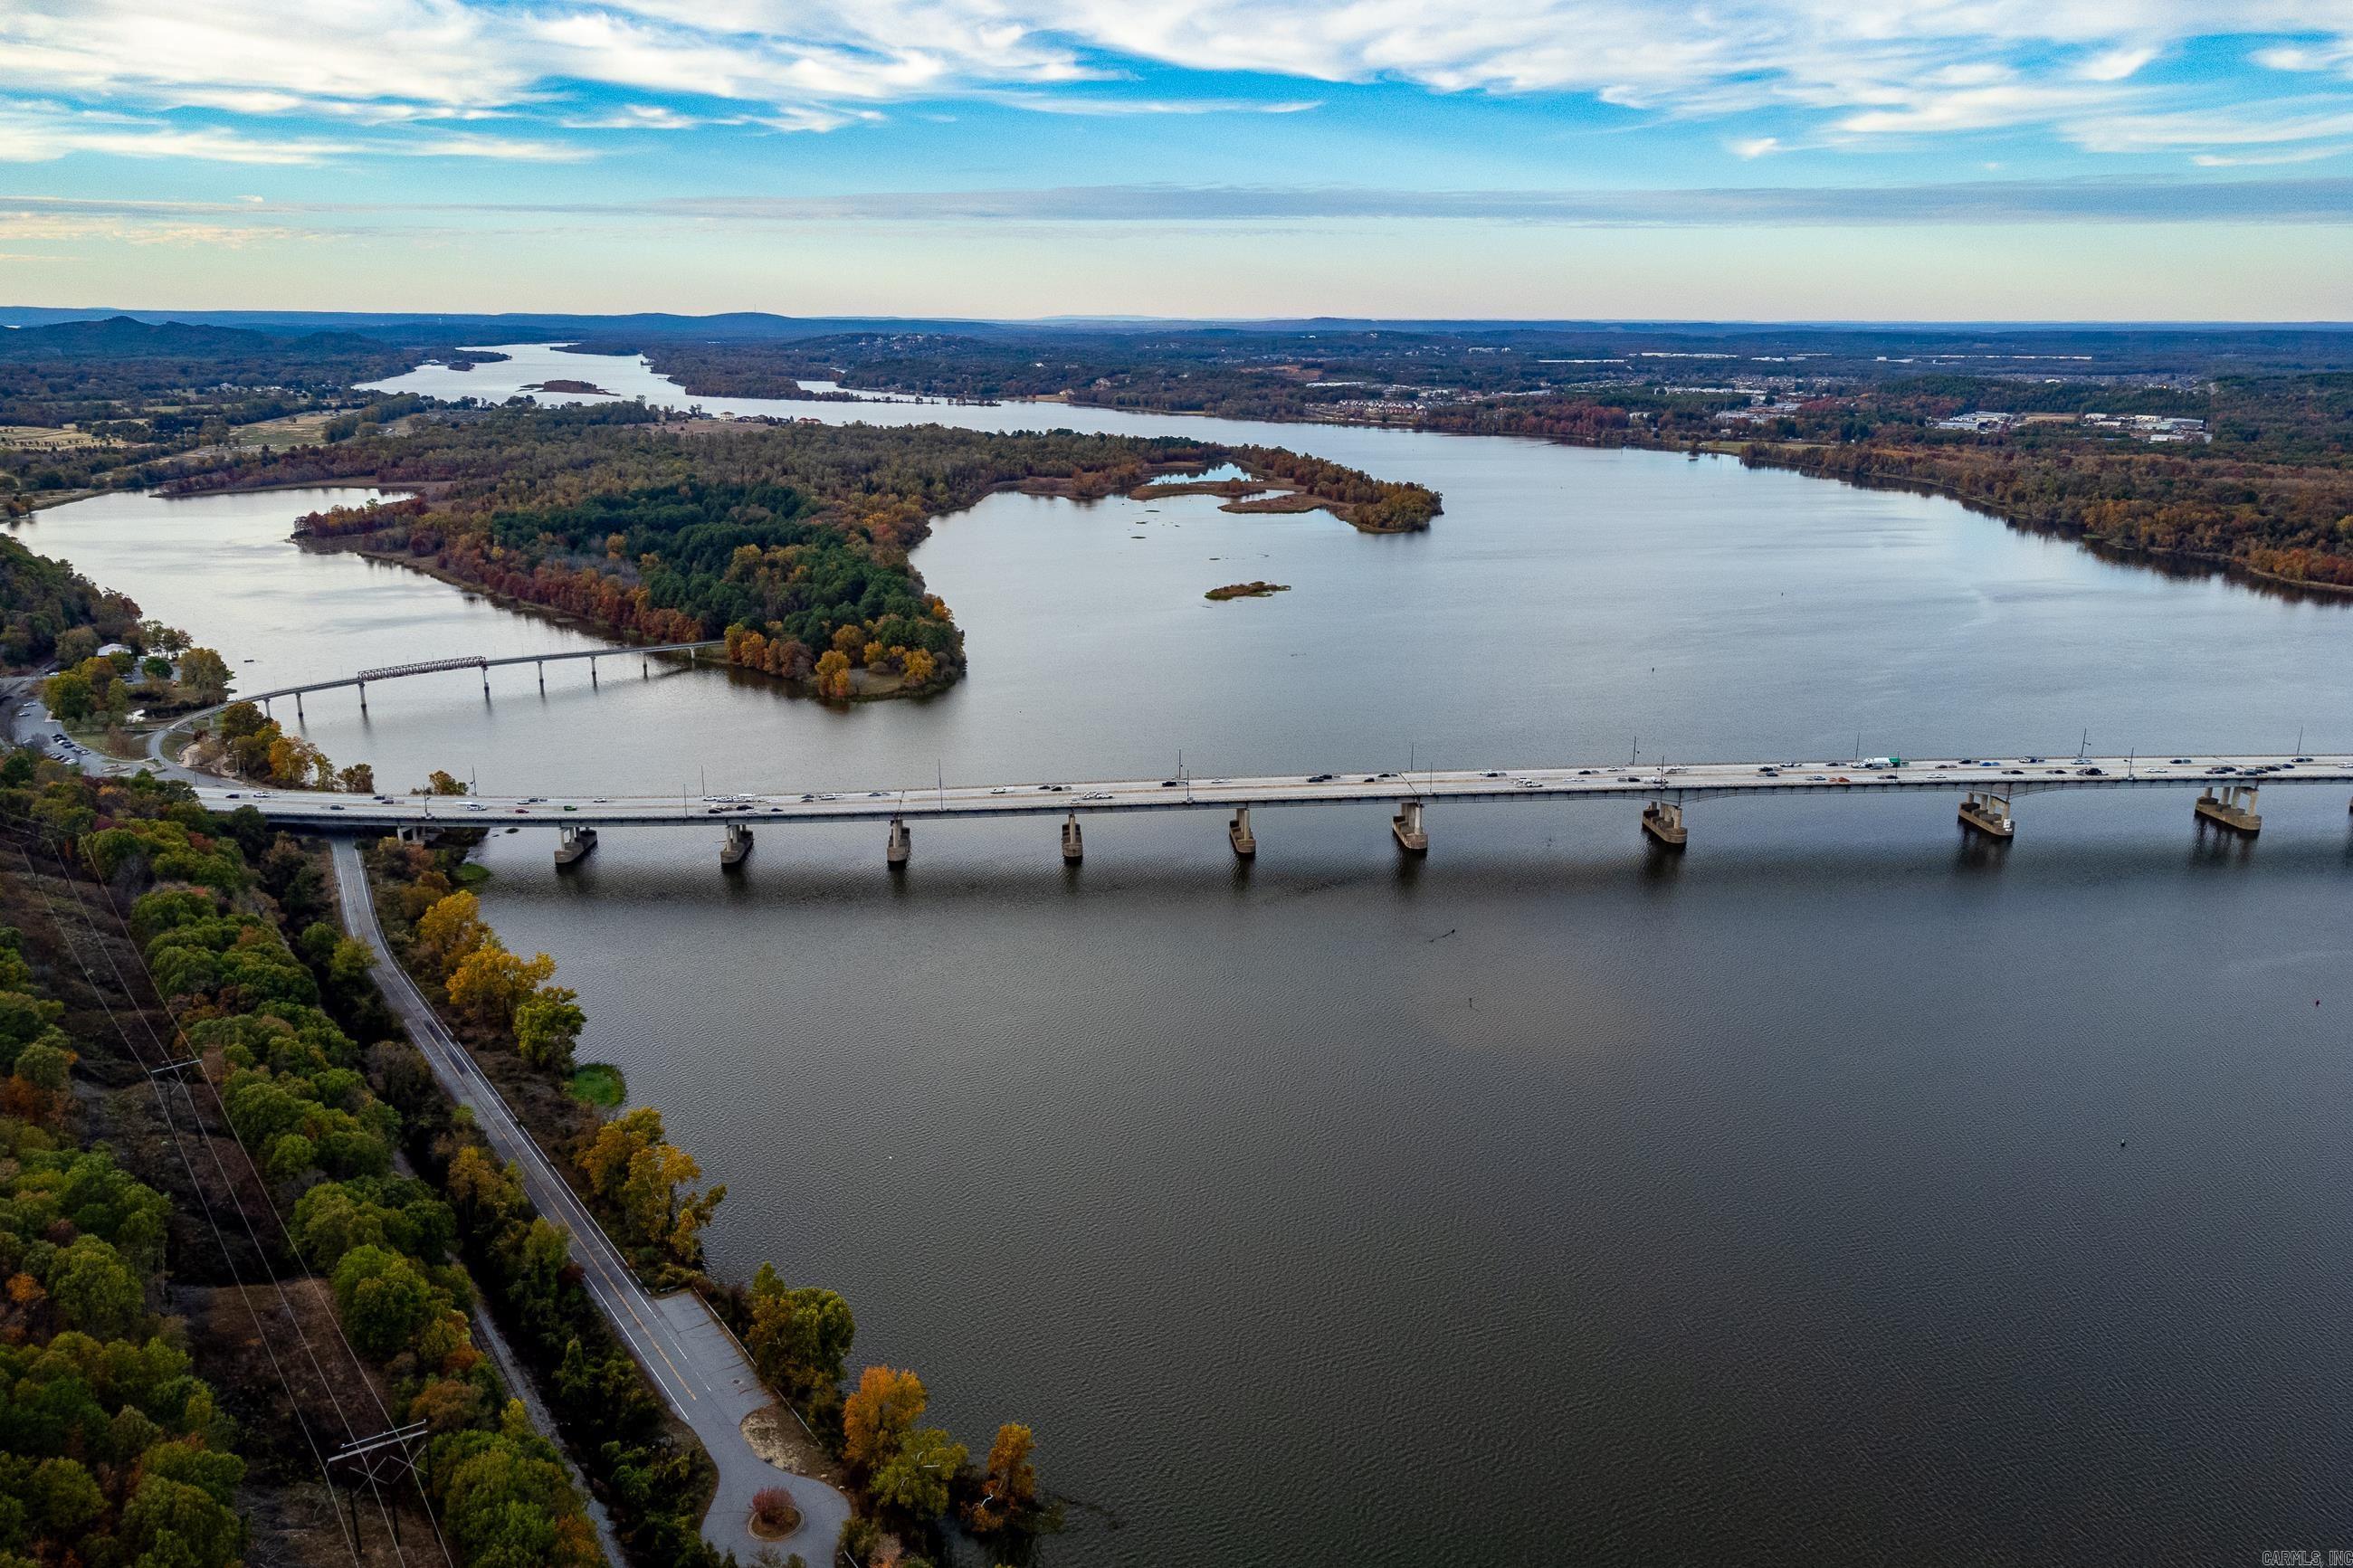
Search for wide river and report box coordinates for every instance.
[24,344,2353,1563]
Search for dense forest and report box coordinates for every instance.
[166,404,1439,696]
[0,877,251,1568]
[0,757,629,1566]
[0,535,143,669]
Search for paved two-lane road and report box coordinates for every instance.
[330,840,851,1562]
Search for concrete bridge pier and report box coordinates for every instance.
[555,825,597,868]
[1391,798,1428,855]
[590,657,598,689]
[720,822,753,870]
[2195,784,2262,835]
[537,660,545,693]
[1642,799,1689,848]
[1061,813,1084,864]
[887,817,910,867]
[1228,807,1256,859]
[1958,791,2015,839]
[294,691,303,722]
[357,679,367,712]
[481,667,491,698]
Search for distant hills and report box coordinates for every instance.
[7,309,2353,345]
[0,314,403,361]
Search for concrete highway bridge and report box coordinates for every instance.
[190,753,2353,869]
[146,640,728,762]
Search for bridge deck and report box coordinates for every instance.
[243,639,726,705]
[193,755,2353,830]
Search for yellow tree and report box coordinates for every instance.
[622,1139,723,1263]
[266,733,330,788]
[842,1365,928,1478]
[579,1107,666,1206]
[813,649,853,699]
[900,649,937,689]
[967,1422,1039,1534]
[447,946,557,1031]
[178,647,232,704]
[415,890,490,976]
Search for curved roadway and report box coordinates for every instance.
[329,840,852,1562]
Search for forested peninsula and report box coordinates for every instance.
[164,404,1441,698]
[594,328,2353,596]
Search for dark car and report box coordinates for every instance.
[2079,766,2104,776]
[1307,773,1335,783]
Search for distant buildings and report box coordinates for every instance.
[2082,413,2210,442]
[1714,400,1804,425]
[1933,410,2210,442]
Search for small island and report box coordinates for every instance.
[522,378,615,395]
[1205,580,1291,601]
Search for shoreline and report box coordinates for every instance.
[1729,448,2353,605]
[294,532,945,703]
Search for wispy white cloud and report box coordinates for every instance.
[558,104,708,131]
[2070,101,2353,153]
[11,176,2353,236]
[974,90,1322,116]
[628,178,2353,225]
[2253,37,2353,73]
[0,99,590,164]
[2192,144,2353,166]
[0,0,2346,166]
[2076,44,2160,82]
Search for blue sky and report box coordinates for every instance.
[3,2,2351,318]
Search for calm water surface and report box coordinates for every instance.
[19,347,2353,1563]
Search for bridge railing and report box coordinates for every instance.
[357,655,489,681]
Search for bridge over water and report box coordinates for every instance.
[135,650,2351,867]
[193,754,2353,870]
[147,639,727,764]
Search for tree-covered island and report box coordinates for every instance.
[164,403,1441,700]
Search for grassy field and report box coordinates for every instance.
[0,425,112,451]
[221,409,346,449]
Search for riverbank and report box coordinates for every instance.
[1731,444,2353,605]
[357,832,1058,1561]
